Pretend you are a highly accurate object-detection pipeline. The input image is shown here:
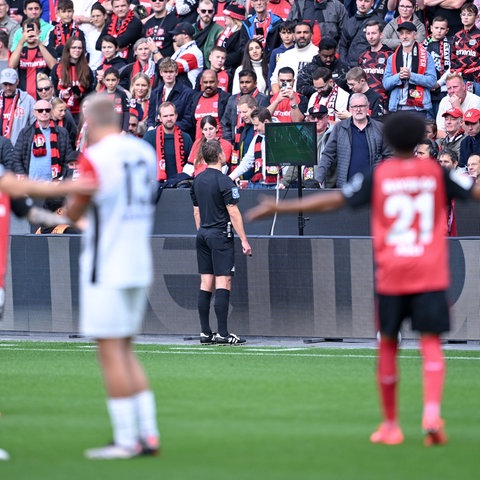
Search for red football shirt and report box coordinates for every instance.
[343,157,473,295]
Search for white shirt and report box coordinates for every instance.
[436,91,480,132]
[270,43,318,89]
[80,133,157,287]
[307,87,350,124]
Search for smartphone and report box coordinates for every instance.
[281,80,288,89]
[26,23,35,32]
[255,26,263,36]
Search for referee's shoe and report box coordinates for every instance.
[214,333,246,345]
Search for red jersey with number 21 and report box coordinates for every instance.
[369,158,471,295]
[344,158,473,294]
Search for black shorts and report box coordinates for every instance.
[376,290,450,336]
[196,228,235,276]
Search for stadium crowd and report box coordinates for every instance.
[2,0,480,220]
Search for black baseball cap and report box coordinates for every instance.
[308,105,328,117]
[397,21,417,32]
[169,22,195,37]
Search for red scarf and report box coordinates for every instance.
[32,120,62,180]
[231,115,244,168]
[131,59,156,86]
[251,134,278,183]
[155,125,186,181]
[314,85,338,123]
[216,26,234,47]
[107,10,135,58]
[391,42,428,108]
[130,97,149,121]
[0,90,20,138]
[57,64,86,114]
[255,14,272,48]
[231,90,259,166]
[53,21,80,47]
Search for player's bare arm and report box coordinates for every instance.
[246,190,347,222]
[0,172,97,199]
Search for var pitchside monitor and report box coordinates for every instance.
[265,122,317,167]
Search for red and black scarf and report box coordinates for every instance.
[391,42,428,109]
[251,134,278,183]
[155,125,186,181]
[424,35,450,77]
[231,115,244,168]
[107,9,135,58]
[32,120,62,180]
[53,21,80,47]
[57,64,86,113]
[216,26,235,47]
[130,97,149,121]
[231,90,260,166]
[131,59,156,86]
[314,84,338,123]
[0,90,20,138]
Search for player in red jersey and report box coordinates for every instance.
[246,111,480,446]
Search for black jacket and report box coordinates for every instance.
[11,123,71,177]
[147,81,194,130]
[339,10,384,68]
[297,55,350,98]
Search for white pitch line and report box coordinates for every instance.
[0,345,479,361]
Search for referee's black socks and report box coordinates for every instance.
[198,290,213,334]
[214,289,230,337]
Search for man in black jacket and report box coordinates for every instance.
[11,100,71,179]
[147,57,193,130]
[297,38,349,97]
[338,0,383,68]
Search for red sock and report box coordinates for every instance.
[420,335,445,419]
[377,338,398,423]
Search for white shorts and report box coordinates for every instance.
[80,284,148,339]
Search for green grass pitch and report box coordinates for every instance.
[0,341,479,479]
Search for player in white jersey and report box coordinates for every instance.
[66,94,160,460]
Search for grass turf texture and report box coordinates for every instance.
[0,342,478,479]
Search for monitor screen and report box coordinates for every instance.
[265,122,317,167]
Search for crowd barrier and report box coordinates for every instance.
[154,189,480,237]
[1,234,479,341]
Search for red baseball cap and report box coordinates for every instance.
[464,109,480,123]
[442,108,463,119]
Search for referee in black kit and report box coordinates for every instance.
[191,140,252,345]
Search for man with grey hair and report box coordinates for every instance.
[316,92,392,187]
[11,99,71,179]
[66,94,160,460]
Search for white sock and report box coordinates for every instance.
[106,397,138,449]
[134,390,159,440]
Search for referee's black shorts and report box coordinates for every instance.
[376,290,450,336]
[196,227,235,276]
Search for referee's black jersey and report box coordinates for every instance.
[191,168,240,229]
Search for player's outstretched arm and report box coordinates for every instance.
[0,172,97,199]
[245,190,347,222]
